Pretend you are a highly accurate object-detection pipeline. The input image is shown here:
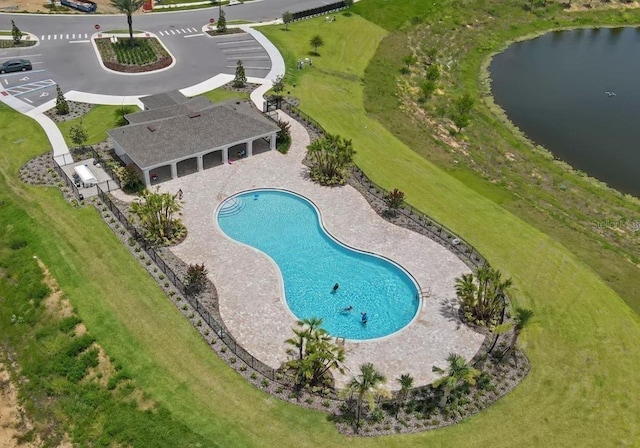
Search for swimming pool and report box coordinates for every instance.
[216,189,420,340]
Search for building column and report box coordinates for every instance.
[270,133,276,150]
[143,170,151,188]
[171,163,178,179]
[246,140,253,157]
[197,155,204,172]
[222,148,229,164]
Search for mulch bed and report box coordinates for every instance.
[205,28,246,37]
[44,101,93,123]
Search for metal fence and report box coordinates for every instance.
[95,184,280,382]
[291,1,346,21]
[52,157,80,199]
[91,147,122,189]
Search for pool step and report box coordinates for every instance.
[218,197,245,217]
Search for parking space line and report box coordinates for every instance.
[0,54,42,60]
[226,56,269,60]
[226,65,270,70]
[217,40,255,46]
[23,97,33,104]
[221,47,263,53]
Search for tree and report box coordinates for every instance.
[55,85,69,115]
[450,93,475,133]
[130,188,185,245]
[426,64,440,81]
[282,11,293,30]
[271,75,285,99]
[284,318,345,390]
[217,8,227,33]
[307,133,355,186]
[276,118,291,153]
[185,263,209,296]
[346,363,387,430]
[499,307,534,364]
[420,80,437,101]
[68,120,88,149]
[384,189,405,216]
[120,164,144,194]
[309,34,324,55]
[233,60,247,88]
[395,373,413,417]
[401,54,417,74]
[11,20,22,45]
[114,105,134,127]
[432,353,479,409]
[110,0,145,48]
[455,264,512,326]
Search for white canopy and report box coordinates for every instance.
[74,165,97,186]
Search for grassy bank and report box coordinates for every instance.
[353,0,640,313]
[262,13,640,446]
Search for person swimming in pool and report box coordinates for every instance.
[361,312,368,325]
[342,305,353,312]
[332,283,339,293]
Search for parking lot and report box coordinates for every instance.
[0,52,58,108]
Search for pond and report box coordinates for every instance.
[490,27,640,197]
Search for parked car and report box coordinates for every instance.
[0,59,32,74]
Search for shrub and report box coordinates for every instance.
[184,263,208,296]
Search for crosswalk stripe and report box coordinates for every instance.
[170,30,175,35]
[66,34,69,39]
[180,28,186,33]
[54,35,57,40]
[41,35,44,40]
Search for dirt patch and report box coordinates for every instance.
[0,362,41,447]
[38,259,74,320]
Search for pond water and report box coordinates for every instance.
[490,27,640,197]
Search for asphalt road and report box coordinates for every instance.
[0,0,328,104]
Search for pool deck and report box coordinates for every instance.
[141,112,484,390]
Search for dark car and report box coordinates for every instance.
[0,59,32,74]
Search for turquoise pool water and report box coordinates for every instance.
[217,189,420,340]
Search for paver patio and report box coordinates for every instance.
[141,112,485,389]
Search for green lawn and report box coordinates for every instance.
[0,6,638,448]
[57,105,131,147]
[261,15,640,446]
[199,88,250,103]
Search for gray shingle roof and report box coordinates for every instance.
[125,96,212,124]
[108,100,279,170]
[140,90,190,110]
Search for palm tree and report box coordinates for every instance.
[307,133,356,186]
[285,318,344,390]
[395,373,413,417]
[347,363,387,430]
[432,353,479,409]
[499,307,534,364]
[455,265,512,326]
[110,0,146,48]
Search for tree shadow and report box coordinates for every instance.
[439,297,462,329]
